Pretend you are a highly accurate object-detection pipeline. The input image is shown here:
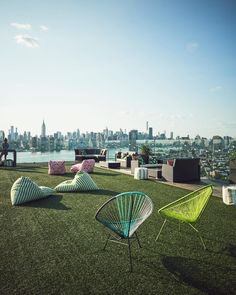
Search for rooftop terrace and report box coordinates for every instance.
[0,164,235,294]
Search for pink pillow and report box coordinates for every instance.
[167,159,174,166]
[48,160,66,175]
[70,159,95,173]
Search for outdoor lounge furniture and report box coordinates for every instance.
[74,148,107,163]
[115,152,134,168]
[54,171,98,192]
[48,160,66,175]
[148,167,162,179]
[229,160,236,184]
[70,159,95,173]
[162,158,200,182]
[11,176,55,205]
[101,161,121,169]
[155,184,213,249]
[131,159,163,174]
[222,185,236,205]
[0,149,17,167]
[134,167,148,180]
[95,191,153,272]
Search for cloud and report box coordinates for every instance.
[14,35,39,48]
[210,85,222,92]
[40,25,48,31]
[11,22,32,30]
[186,41,199,53]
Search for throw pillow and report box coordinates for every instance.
[48,160,66,175]
[167,159,174,166]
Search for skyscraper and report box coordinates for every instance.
[129,129,138,151]
[148,127,153,139]
[41,120,46,137]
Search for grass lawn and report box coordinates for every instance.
[0,164,236,295]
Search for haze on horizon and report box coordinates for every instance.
[0,0,236,138]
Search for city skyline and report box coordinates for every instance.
[1,0,236,137]
[1,120,236,140]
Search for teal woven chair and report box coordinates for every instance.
[155,185,213,249]
[95,191,153,272]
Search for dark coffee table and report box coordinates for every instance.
[102,162,120,169]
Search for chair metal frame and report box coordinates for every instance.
[95,191,153,272]
[155,185,213,250]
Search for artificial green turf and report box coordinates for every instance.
[0,164,235,295]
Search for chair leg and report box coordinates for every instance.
[155,219,167,241]
[103,233,111,250]
[134,232,142,248]
[188,223,206,250]
[128,237,133,272]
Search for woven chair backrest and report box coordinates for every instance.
[96,192,153,238]
[159,185,213,223]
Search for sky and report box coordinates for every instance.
[0,0,236,138]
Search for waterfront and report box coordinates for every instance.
[16,149,120,163]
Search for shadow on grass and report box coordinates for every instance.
[162,256,236,295]
[84,189,120,197]
[8,168,44,173]
[221,243,236,258]
[23,195,70,210]
[0,165,45,172]
[93,171,120,177]
[55,172,73,178]
[207,243,236,259]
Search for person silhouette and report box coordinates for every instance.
[0,138,9,162]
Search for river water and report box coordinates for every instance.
[16,148,120,164]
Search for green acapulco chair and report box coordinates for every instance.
[95,191,153,272]
[155,185,213,249]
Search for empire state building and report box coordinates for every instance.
[41,120,46,137]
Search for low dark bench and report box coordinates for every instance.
[0,149,17,167]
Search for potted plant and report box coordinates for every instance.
[139,144,152,164]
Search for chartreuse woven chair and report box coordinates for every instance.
[95,192,153,272]
[155,184,213,249]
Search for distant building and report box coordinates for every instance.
[0,130,5,141]
[49,136,55,151]
[10,126,15,141]
[223,136,232,148]
[41,120,46,137]
[148,127,153,139]
[31,136,38,149]
[129,130,138,151]
[159,132,166,140]
[211,135,224,152]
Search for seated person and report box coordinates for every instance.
[0,138,9,162]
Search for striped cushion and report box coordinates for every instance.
[54,171,98,192]
[134,167,148,180]
[40,186,56,197]
[11,177,55,205]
